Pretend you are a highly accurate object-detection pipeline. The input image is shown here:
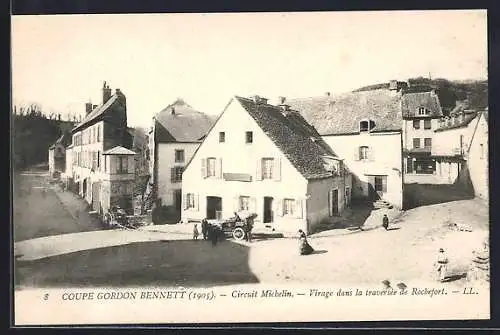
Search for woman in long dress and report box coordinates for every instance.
[298,229,314,255]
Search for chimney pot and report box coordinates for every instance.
[325,92,331,97]
[279,96,286,104]
[171,107,176,115]
[102,82,112,104]
[85,102,93,115]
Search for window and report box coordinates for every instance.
[424,138,432,148]
[413,138,421,149]
[175,149,185,163]
[186,193,195,209]
[145,148,150,161]
[480,144,484,159]
[172,166,183,183]
[245,131,253,143]
[359,120,369,132]
[418,107,426,115]
[283,199,295,216]
[413,120,420,129]
[117,156,128,174]
[219,132,225,143]
[239,196,250,211]
[207,158,216,177]
[424,119,432,129]
[359,146,369,160]
[374,176,387,193]
[262,158,274,179]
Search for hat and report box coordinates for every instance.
[439,248,444,252]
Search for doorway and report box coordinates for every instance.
[174,189,182,212]
[206,196,222,220]
[263,197,274,224]
[330,189,339,216]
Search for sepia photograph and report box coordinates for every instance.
[11,10,489,325]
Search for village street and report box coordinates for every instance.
[14,171,489,289]
[13,167,103,242]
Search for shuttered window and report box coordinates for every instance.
[283,198,295,216]
[424,119,432,129]
[262,158,274,179]
[207,158,216,177]
[171,166,183,182]
[359,146,369,160]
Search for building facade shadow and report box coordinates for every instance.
[403,183,475,210]
[15,240,259,288]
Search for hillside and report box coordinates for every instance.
[354,77,488,115]
[12,114,75,171]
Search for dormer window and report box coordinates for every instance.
[418,107,431,116]
[359,119,375,133]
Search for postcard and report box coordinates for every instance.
[12,10,489,325]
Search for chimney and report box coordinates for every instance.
[325,92,331,97]
[278,96,286,104]
[171,107,176,115]
[85,102,93,115]
[102,81,112,104]
[389,80,398,90]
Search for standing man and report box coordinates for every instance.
[436,248,449,282]
[201,219,208,240]
[382,214,389,231]
[245,216,254,243]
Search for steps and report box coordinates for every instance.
[373,200,393,209]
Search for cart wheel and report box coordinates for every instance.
[232,227,246,241]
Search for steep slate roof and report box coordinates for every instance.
[401,91,443,118]
[235,96,338,180]
[435,113,478,132]
[72,94,120,132]
[286,89,403,135]
[155,99,216,143]
[103,146,136,155]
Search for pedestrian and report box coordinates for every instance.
[201,219,208,240]
[245,217,253,242]
[193,224,199,240]
[436,248,449,282]
[211,224,219,246]
[382,214,389,230]
[298,229,314,255]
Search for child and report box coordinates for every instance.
[436,248,449,282]
[193,224,199,240]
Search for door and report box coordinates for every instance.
[345,187,351,207]
[263,197,274,224]
[373,175,387,199]
[330,189,339,216]
[206,196,222,220]
[174,189,182,212]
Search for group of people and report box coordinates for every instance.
[192,219,223,246]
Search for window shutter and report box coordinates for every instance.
[276,198,283,217]
[368,147,375,162]
[273,157,281,181]
[201,158,207,178]
[295,199,303,219]
[328,190,333,216]
[354,148,360,161]
[171,167,175,183]
[183,193,188,210]
[217,158,223,179]
[255,159,262,181]
[382,176,388,193]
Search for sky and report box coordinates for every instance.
[12,10,487,128]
